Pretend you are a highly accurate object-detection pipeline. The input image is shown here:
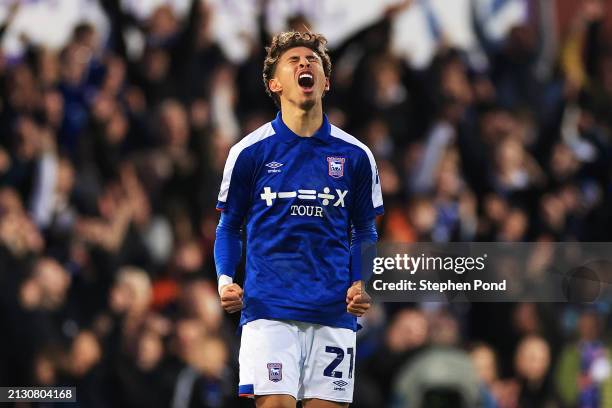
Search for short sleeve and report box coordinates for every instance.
[216,145,253,220]
[351,150,384,225]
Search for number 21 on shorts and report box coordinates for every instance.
[323,346,354,379]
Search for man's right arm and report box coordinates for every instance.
[214,211,244,313]
[214,143,254,313]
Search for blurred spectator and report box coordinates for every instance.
[469,342,501,408]
[392,347,482,408]
[514,335,558,408]
[556,309,612,408]
[108,266,153,340]
[360,308,428,406]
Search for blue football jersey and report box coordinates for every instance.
[216,113,384,330]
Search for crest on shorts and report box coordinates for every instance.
[267,363,282,382]
[327,157,345,179]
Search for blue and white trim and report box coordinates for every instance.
[217,122,276,204]
[329,125,384,211]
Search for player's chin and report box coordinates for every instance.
[297,96,317,110]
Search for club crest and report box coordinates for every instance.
[267,363,282,382]
[327,157,345,179]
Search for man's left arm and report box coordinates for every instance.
[347,149,384,316]
[347,221,378,316]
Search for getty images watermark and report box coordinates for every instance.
[372,253,499,292]
[362,242,612,303]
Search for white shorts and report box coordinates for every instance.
[238,319,356,403]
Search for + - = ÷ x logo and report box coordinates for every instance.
[260,187,347,207]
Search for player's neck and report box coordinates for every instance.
[280,102,323,137]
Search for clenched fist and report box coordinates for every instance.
[220,283,243,313]
[346,281,371,317]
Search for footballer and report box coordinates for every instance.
[214,31,383,408]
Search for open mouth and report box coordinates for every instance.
[298,72,314,89]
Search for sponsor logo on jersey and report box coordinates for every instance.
[260,187,348,217]
[327,157,345,179]
[267,363,282,382]
[290,205,323,217]
[260,187,347,209]
[265,161,283,173]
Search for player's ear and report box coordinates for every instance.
[324,77,330,91]
[269,78,282,93]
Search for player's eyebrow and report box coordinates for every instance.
[283,52,320,63]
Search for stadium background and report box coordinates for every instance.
[0,0,612,407]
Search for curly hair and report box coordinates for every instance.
[262,31,332,107]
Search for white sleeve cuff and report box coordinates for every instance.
[218,274,233,296]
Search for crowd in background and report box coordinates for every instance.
[0,0,612,407]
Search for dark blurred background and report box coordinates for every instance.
[0,0,611,407]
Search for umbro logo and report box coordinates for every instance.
[265,161,283,174]
[333,379,348,391]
